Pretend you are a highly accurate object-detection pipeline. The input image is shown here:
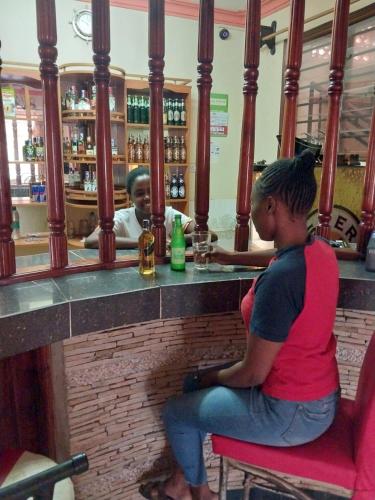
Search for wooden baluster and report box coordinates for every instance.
[195,0,214,231]
[0,43,16,279]
[148,0,166,257]
[36,0,68,269]
[357,106,375,254]
[280,0,305,158]
[317,0,350,238]
[234,0,261,251]
[92,0,116,263]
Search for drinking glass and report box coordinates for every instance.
[192,231,211,270]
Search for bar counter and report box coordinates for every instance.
[1,252,374,360]
[1,252,375,499]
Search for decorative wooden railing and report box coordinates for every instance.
[148,0,166,257]
[93,0,116,264]
[234,0,261,252]
[317,0,351,239]
[194,0,214,232]
[37,0,68,270]
[1,0,374,286]
[279,0,305,158]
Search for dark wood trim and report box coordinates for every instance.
[234,0,261,251]
[148,0,166,257]
[303,4,375,43]
[92,0,116,263]
[194,0,214,232]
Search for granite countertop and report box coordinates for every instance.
[0,250,374,360]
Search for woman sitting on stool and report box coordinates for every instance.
[140,149,340,500]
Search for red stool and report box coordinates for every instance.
[212,333,375,500]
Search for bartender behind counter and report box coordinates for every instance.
[85,166,196,249]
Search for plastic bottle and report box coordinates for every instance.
[11,207,20,240]
[365,230,375,272]
[170,214,185,271]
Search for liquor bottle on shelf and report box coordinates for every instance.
[70,85,78,110]
[77,89,91,111]
[180,98,186,126]
[173,136,180,163]
[165,136,173,163]
[111,138,118,156]
[138,219,155,276]
[32,137,38,160]
[170,173,179,199]
[163,98,167,125]
[73,167,81,188]
[92,171,97,191]
[135,136,143,162]
[165,172,170,199]
[139,96,146,124]
[173,99,181,126]
[128,135,135,163]
[167,98,174,125]
[178,172,185,199]
[170,214,185,272]
[78,133,86,154]
[133,96,140,124]
[86,136,94,156]
[36,137,44,161]
[108,86,116,112]
[90,83,96,110]
[143,137,150,163]
[180,136,187,163]
[83,170,91,191]
[71,134,79,155]
[145,97,150,124]
[127,94,134,123]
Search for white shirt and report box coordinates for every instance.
[113,206,192,239]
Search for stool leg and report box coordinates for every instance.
[243,472,252,500]
[219,456,229,500]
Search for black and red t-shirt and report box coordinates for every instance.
[241,237,339,401]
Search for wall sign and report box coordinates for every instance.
[210,93,228,137]
[1,86,16,118]
[307,205,360,242]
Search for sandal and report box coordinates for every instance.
[139,480,175,500]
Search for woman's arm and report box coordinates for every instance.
[206,246,275,267]
[199,334,283,389]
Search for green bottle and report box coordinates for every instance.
[170,214,185,271]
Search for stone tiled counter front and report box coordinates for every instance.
[0,261,374,499]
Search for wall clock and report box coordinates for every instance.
[72,9,92,41]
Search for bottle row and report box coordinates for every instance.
[63,134,119,157]
[65,164,97,192]
[127,96,186,126]
[127,134,187,164]
[22,137,45,162]
[61,83,117,112]
[165,172,186,199]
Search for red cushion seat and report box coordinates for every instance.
[212,398,356,491]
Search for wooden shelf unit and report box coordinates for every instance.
[125,77,191,213]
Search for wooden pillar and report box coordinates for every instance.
[148,0,166,257]
[234,0,261,252]
[0,43,16,279]
[280,0,305,158]
[317,0,350,239]
[93,0,116,263]
[357,106,375,254]
[36,0,68,270]
[194,0,214,231]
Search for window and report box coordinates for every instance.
[296,11,375,165]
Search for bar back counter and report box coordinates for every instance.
[0,254,374,499]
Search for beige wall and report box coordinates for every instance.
[1,0,373,231]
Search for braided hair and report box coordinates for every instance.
[253,149,317,216]
[126,166,150,195]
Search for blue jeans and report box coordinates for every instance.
[162,374,339,486]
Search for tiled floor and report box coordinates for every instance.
[228,487,346,499]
